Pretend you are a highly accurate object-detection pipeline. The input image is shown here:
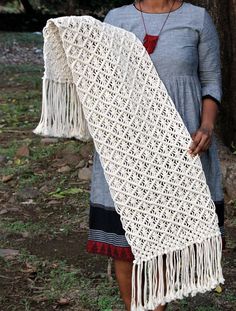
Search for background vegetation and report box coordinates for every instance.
[0,1,235,310]
[0,0,235,148]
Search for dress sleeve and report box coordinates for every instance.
[103,9,115,24]
[198,9,222,108]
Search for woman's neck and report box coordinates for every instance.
[136,0,182,13]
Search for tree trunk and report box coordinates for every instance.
[190,0,235,148]
[67,0,75,15]
[227,0,236,148]
[20,0,34,14]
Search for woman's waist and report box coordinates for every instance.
[159,73,200,80]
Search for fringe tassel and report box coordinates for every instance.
[131,235,224,311]
[33,78,92,142]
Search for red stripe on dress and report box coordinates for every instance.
[86,240,134,262]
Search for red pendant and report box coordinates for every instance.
[143,34,159,54]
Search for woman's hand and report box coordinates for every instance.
[188,125,213,157]
[188,97,219,157]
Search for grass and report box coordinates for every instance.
[224,293,236,302]
[0,138,82,164]
[1,249,123,311]
[231,142,236,155]
[0,137,89,192]
[47,266,123,310]
[0,31,43,49]
[78,277,123,311]
[195,307,219,311]
[0,1,21,14]
[0,63,43,130]
[0,139,22,158]
[30,142,64,161]
[166,303,223,311]
[0,63,43,86]
[0,139,61,187]
[14,251,82,300]
[1,31,236,311]
[0,220,50,236]
[0,210,88,239]
[0,30,117,311]
[19,299,32,311]
[44,261,80,300]
[48,187,88,198]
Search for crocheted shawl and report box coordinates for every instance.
[33,16,224,310]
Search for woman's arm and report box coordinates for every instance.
[201,97,219,129]
[189,9,222,157]
[189,98,218,156]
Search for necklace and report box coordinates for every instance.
[137,0,177,54]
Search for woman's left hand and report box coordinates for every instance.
[188,125,213,157]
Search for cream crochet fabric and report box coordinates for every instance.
[33,16,224,310]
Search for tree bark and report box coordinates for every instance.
[20,0,34,14]
[190,0,235,147]
[67,0,76,15]
[227,0,236,148]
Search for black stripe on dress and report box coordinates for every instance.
[89,200,225,236]
[89,201,126,235]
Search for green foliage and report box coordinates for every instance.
[3,249,123,310]
[48,187,85,198]
[78,277,123,311]
[0,0,21,13]
[45,262,80,299]
[0,62,43,130]
[195,307,219,311]
[225,293,236,302]
[0,220,50,235]
[97,281,122,311]
[0,139,60,187]
[0,32,43,49]
[19,299,32,311]
[36,0,133,14]
[1,0,133,15]
[0,140,21,159]
[231,142,236,154]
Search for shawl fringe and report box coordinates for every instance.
[131,235,224,310]
[33,78,92,142]
[32,16,225,310]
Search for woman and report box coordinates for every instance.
[86,1,225,310]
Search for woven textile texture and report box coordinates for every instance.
[87,2,226,263]
[33,15,224,310]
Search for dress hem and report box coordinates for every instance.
[86,240,134,262]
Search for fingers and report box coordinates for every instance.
[192,136,210,156]
[188,128,212,157]
[189,132,200,152]
[189,131,202,155]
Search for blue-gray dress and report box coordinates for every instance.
[86,1,225,261]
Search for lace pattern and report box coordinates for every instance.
[33,16,224,310]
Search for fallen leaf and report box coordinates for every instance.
[214,285,223,293]
[57,165,71,173]
[20,199,36,205]
[31,296,49,302]
[15,145,30,158]
[21,262,37,273]
[14,158,23,165]
[0,249,19,259]
[48,187,83,198]
[57,298,70,305]
[2,175,14,182]
[51,262,59,269]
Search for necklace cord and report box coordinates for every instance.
[138,0,177,36]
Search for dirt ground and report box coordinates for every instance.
[0,32,235,311]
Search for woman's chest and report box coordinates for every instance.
[118,17,200,77]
